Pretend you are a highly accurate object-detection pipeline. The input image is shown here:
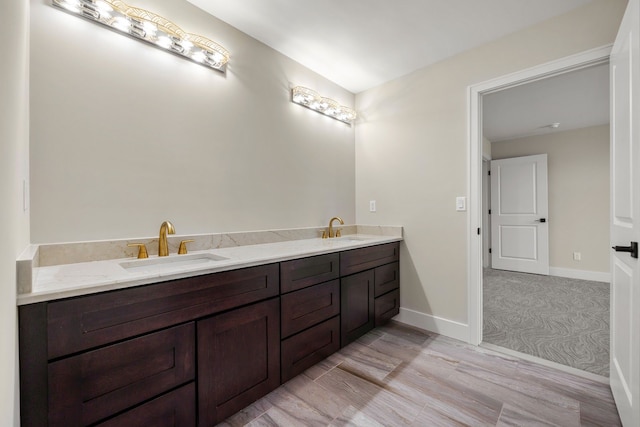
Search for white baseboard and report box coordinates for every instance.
[549,267,610,283]
[395,307,470,343]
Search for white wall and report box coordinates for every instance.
[355,0,626,329]
[30,0,356,243]
[492,125,610,274]
[0,0,30,425]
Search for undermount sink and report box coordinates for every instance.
[120,252,229,272]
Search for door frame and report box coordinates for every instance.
[482,157,491,268]
[467,45,612,346]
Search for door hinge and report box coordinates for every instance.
[489,248,492,254]
[488,170,491,176]
[488,209,491,215]
[477,228,481,235]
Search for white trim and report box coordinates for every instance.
[395,307,469,342]
[467,44,613,346]
[480,343,610,385]
[549,267,611,283]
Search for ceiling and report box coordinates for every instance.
[187,0,607,140]
[188,0,593,93]
[483,63,610,142]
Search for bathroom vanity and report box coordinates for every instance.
[18,231,400,426]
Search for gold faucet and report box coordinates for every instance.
[325,216,344,238]
[158,221,175,257]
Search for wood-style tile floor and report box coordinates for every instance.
[219,322,621,426]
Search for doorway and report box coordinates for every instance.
[481,67,611,376]
[467,46,612,361]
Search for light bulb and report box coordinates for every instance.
[156,36,172,49]
[210,52,224,65]
[59,0,81,12]
[191,51,206,63]
[94,0,113,13]
[181,39,193,52]
[112,16,130,32]
[142,21,157,37]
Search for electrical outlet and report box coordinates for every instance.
[573,252,581,261]
[369,200,376,212]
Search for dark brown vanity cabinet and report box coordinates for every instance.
[280,253,341,382]
[19,241,401,426]
[340,242,400,346]
[19,263,279,427]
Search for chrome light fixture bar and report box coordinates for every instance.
[291,86,357,125]
[52,0,230,72]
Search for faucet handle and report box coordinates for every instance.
[178,239,195,255]
[322,230,328,239]
[335,229,342,238]
[127,243,149,259]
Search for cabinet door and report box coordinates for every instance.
[340,270,374,347]
[198,298,280,426]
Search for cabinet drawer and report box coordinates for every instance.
[375,289,400,327]
[49,323,195,426]
[281,253,339,293]
[281,280,340,338]
[97,383,195,427]
[340,242,399,276]
[281,316,340,383]
[48,263,279,358]
[374,262,399,297]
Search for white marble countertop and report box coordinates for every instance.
[18,233,401,305]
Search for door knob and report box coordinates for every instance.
[534,218,547,223]
[612,242,638,259]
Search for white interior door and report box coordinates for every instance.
[490,154,549,275]
[610,0,640,424]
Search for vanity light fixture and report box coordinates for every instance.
[51,0,230,72]
[291,86,357,125]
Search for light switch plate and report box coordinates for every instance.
[456,196,466,211]
[369,200,376,212]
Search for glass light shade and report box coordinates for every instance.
[186,34,230,68]
[291,86,356,125]
[51,0,229,72]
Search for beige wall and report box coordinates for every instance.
[30,0,356,243]
[492,125,610,274]
[355,0,626,325]
[0,0,30,425]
